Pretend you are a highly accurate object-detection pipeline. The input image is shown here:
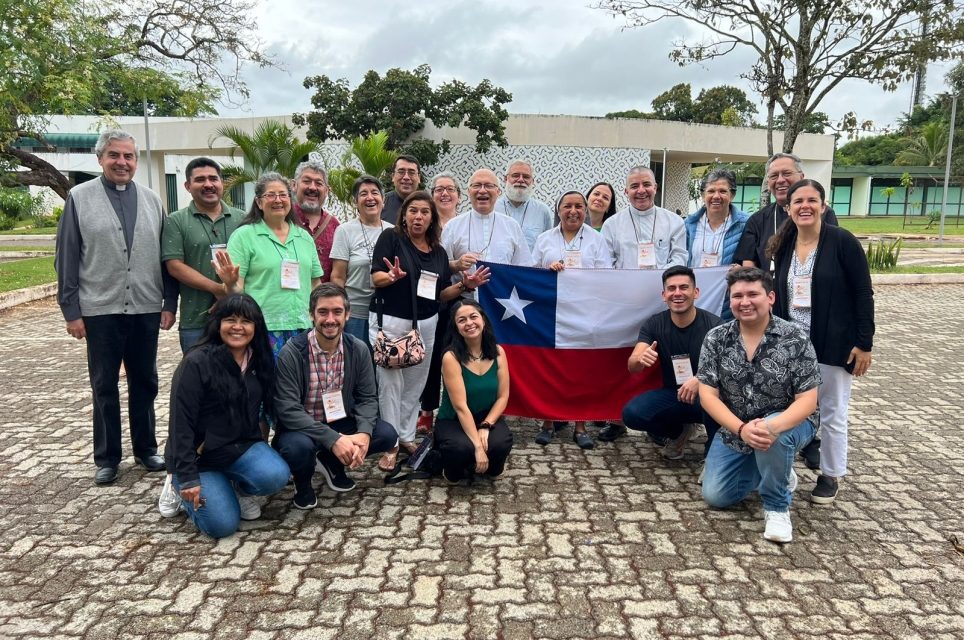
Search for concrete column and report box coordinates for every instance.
[851,176,872,217]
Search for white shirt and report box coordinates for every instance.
[687,213,731,268]
[440,210,533,271]
[601,205,688,269]
[495,195,553,252]
[532,225,612,269]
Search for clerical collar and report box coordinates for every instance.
[629,205,656,216]
[100,175,131,192]
[471,209,494,218]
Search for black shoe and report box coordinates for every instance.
[552,421,569,432]
[801,438,821,471]
[94,466,118,485]
[589,421,607,429]
[135,455,166,472]
[316,458,356,493]
[810,475,838,505]
[597,423,627,442]
[573,431,595,450]
[293,486,318,510]
[534,430,553,446]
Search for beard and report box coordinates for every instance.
[506,184,534,203]
[298,197,323,214]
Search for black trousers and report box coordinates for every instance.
[434,415,513,481]
[84,313,160,467]
[419,302,451,412]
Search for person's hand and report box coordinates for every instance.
[478,428,490,452]
[160,310,176,331]
[636,341,658,368]
[474,446,489,474]
[848,347,872,377]
[740,419,773,451]
[677,377,699,405]
[345,433,371,469]
[383,257,407,283]
[463,266,491,289]
[65,318,86,340]
[331,436,356,466]
[179,486,202,509]
[456,253,479,272]
[549,261,565,272]
[212,250,239,290]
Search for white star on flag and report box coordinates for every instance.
[495,287,533,323]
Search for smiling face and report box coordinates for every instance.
[468,169,501,214]
[661,274,699,315]
[431,177,460,215]
[504,162,534,203]
[587,184,614,216]
[703,179,733,218]
[392,159,420,198]
[219,313,256,352]
[185,165,223,209]
[729,279,774,326]
[787,184,824,231]
[98,139,138,185]
[453,303,485,341]
[354,181,383,221]
[294,169,329,214]
[311,295,347,341]
[257,180,291,222]
[403,197,435,240]
[625,169,658,211]
[766,157,804,207]
[558,193,587,233]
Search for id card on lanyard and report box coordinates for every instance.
[280,258,301,289]
[417,271,439,299]
[638,242,656,268]
[563,250,582,268]
[792,274,812,309]
[672,355,693,385]
[699,252,719,268]
[322,390,347,421]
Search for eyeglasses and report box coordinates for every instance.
[469,183,498,191]
[432,186,458,194]
[767,170,800,181]
[394,169,419,177]
[260,192,290,201]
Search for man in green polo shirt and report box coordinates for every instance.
[162,158,245,352]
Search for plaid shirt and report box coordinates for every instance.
[305,330,345,422]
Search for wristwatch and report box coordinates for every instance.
[479,421,492,430]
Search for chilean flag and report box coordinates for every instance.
[477,263,730,420]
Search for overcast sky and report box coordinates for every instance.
[224,0,957,135]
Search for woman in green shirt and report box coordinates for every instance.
[216,172,323,358]
[434,300,513,483]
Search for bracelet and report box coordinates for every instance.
[736,422,747,440]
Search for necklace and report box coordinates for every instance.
[468,351,484,362]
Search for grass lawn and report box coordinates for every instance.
[0,256,55,293]
[839,216,964,236]
[0,245,54,252]
[0,227,56,236]
[874,265,964,274]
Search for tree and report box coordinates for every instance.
[896,122,949,166]
[210,121,319,195]
[293,65,513,167]
[692,85,757,126]
[650,83,694,121]
[1,0,272,199]
[835,133,906,165]
[325,130,399,212]
[595,0,964,155]
[82,69,219,117]
[772,112,830,135]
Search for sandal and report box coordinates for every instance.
[400,441,418,455]
[378,446,399,472]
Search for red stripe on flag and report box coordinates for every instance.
[502,345,664,421]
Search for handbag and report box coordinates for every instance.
[372,240,425,369]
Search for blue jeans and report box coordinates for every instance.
[622,388,720,456]
[179,328,205,354]
[173,442,290,539]
[702,417,815,512]
[344,317,371,351]
[273,417,398,493]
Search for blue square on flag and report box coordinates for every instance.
[478,262,556,348]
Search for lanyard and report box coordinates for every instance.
[359,220,383,261]
[505,199,530,229]
[468,212,496,255]
[629,207,658,243]
[198,212,228,246]
[560,228,583,251]
[270,225,298,261]
[701,213,730,254]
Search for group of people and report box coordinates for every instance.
[56,129,874,544]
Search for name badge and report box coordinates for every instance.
[672,355,694,385]
[563,250,582,268]
[637,242,656,269]
[280,258,301,290]
[210,243,227,261]
[792,274,812,309]
[417,270,439,299]
[699,252,720,268]
[322,390,347,421]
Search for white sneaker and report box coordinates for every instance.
[157,474,183,518]
[234,485,261,521]
[661,423,698,460]
[698,462,705,485]
[763,510,793,543]
[788,468,798,493]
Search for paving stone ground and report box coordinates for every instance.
[1,288,963,640]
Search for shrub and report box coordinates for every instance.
[865,237,902,271]
[0,214,16,231]
[0,187,44,220]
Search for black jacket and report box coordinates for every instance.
[735,202,839,269]
[772,223,875,370]
[167,345,266,488]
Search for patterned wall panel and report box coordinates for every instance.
[663,161,694,215]
[313,144,652,219]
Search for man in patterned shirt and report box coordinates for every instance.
[273,284,398,509]
[697,267,819,543]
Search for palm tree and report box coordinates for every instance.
[896,122,948,167]
[209,120,320,196]
[327,131,398,212]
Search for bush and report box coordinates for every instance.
[32,206,62,229]
[865,237,902,271]
[0,214,16,231]
[0,187,44,220]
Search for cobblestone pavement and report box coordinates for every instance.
[1,289,963,640]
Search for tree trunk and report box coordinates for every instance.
[1,145,71,200]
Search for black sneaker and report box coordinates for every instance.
[293,486,317,510]
[801,438,821,471]
[810,475,838,505]
[534,430,553,446]
[573,431,595,450]
[597,423,627,442]
[317,458,356,493]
